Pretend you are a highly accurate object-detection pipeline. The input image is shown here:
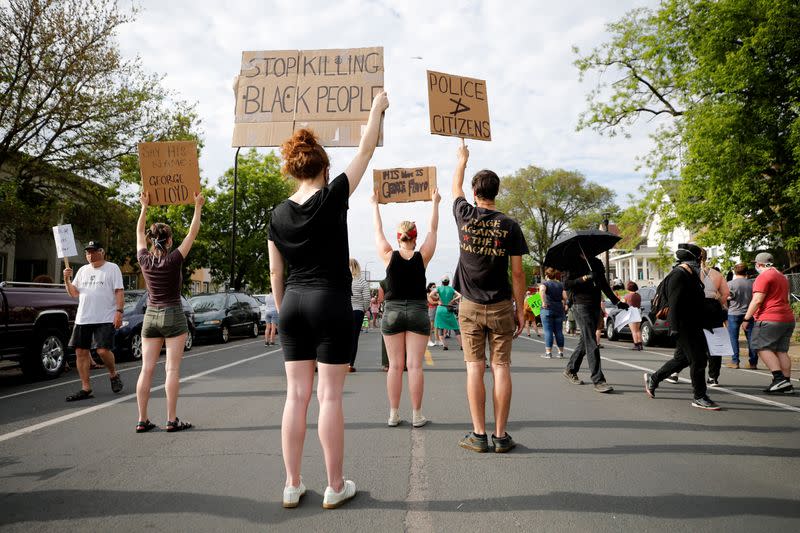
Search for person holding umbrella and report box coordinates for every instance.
[546,230,628,393]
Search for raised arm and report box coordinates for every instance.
[177,192,205,258]
[452,140,469,199]
[369,189,393,265]
[345,91,390,195]
[419,188,441,267]
[268,240,286,311]
[136,191,149,252]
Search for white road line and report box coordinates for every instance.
[404,425,433,532]
[0,348,282,443]
[0,340,263,401]
[518,336,800,414]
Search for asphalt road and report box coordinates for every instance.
[1,330,799,532]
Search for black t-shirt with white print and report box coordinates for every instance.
[452,196,529,304]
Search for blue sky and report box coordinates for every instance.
[117,0,662,282]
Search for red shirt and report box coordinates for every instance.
[752,268,794,322]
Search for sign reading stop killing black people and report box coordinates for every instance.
[373,167,437,204]
[138,141,201,205]
[427,70,491,141]
[232,47,384,147]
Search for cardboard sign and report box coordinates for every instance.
[427,70,491,141]
[232,47,384,147]
[138,141,201,205]
[52,224,78,258]
[526,293,542,316]
[373,167,437,204]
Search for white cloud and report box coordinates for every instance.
[117,0,661,282]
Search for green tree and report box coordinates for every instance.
[203,149,294,291]
[496,166,617,275]
[575,0,800,266]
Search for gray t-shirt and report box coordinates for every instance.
[727,277,753,316]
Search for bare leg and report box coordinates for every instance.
[164,334,187,422]
[465,360,486,434]
[438,328,447,348]
[136,337,163,422]
[74,348,92,391]
[777,352,792,377]
[491,363,512,437]
[383,333,406,409]
[455,333,463,348]
[759,349,781,372]
[282,360,314,487]
[405,332,428,411]
[317,362,348,492]
[95,348,118,377]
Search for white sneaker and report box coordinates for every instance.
[282,479,306,508]
[388,411,400,427]
[427,341,435,347]
[323,479,356,509]
[412,414,428,427]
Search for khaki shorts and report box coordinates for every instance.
[458,298,516,365]
[142,306,188,338]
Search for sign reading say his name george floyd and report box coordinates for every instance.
[373,167,437,204]
[138,141,201,205]
[232,47,384,147]
[427,70,491,141]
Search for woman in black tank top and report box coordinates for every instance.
[370,187,441,428]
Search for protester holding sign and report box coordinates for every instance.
[539,268,567,358]
[267,91,388,510]
[134,190,204,434]
[370,186,440,429]
[523,291,541,337]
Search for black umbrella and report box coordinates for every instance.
[544,229,621,271]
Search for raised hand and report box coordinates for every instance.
[371,90,389,114]
[194,192,205,208]
[457,142,469,165]
[139,190,150,208]
[431,187,441,204]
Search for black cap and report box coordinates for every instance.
[84,240,102,251]
[676,243,702,261]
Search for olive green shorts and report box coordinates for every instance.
[381,300,431,336]
[142,306,188,338]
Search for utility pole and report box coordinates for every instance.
[603,212,611,284]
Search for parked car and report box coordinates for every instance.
[114,290,196,360]
[190,291,260,343]
[603,286,672,346]
[0,281,78,379]
[253,294,268,329]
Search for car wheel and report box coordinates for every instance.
[250,321,259,338]
[130,333,143,360]
[22,328,66,379]
[641,322,655,346]
[219,325,230,344]
[184,329,194,352]
[605,320,618,341]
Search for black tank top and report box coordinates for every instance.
[384,251,427,301]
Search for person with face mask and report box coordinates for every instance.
[644,244,720,410]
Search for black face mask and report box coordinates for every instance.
[675,249,701,277]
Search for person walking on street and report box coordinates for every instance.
[434,278,461,350]
[426,283,439,347]
[135,190,204,433]
[63,242,125,401]
[267,91,388,510]
[726,263,757,369]
[562,254,628,393]
[625,281,644,350]
[369,295,381,329]
[452,142,529,454]
[742,253,795,395]
[644,244,720,410]
[700,249,730,387]
[370,187,441,428]
[263,292,279,346]
[348,259,370,372]
[523,291,541,337]
[539,268,567,358]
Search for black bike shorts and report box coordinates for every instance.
[279,287,353,364]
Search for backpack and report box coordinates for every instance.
[650,271,674,321]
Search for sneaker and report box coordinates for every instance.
[781,384,795,395]
[725,362,740,369]
[412,414,428,428]
[282,479,307,508]
[764,378,792,394]
[110,374,124,394]
[492,432,516,453]
[665,374,680,384]
[442,346,449,351]
[644,373,656,398]
[541,353,552,359]
[65,389,93,402]
[594,381,614,393]
[706,378,719,387]
[557,352,565,358]
[562,369,583,385]
[388,411,400,427]
[427,341,435,347]
[458,431,489,453]
[322,479,357,509]
[691,396,721,410]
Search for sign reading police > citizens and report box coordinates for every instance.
[373,167,437,204]
[427,70,491,141]
[138,141,201,205]
[232,47,384,147]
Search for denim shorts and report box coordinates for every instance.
[381,300,431,336]
[265,311,279,325]
[142,306,188,338]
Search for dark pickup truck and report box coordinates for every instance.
[0,282,77,379]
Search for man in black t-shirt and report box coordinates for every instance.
[452,142,529,454]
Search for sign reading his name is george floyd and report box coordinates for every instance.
[232,47,384,147]
[373,167,437,204]
[138,141,201,205]
[427,70,491,141]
